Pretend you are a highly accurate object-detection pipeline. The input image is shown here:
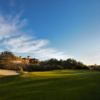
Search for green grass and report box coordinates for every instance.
[0,70,100,100]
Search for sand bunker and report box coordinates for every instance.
[0,69,19,76]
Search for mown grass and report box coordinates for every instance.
[0,70,100,100]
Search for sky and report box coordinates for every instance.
[0,0,100,64]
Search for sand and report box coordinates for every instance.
[0,69,19,76]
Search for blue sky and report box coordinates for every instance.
[0,0,100,64]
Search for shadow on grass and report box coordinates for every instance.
[0,71,100,100]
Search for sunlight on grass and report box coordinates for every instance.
[0,70,100,100]
[21,70,95,79]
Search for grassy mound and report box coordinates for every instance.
[0,70,100,100]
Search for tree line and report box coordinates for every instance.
[0,51,100,72]
[25,58,88,71]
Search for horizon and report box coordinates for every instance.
[0,0,100,65]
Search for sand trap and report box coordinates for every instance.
[0,69,19,76]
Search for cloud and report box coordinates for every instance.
[0,14,69,60]
[1,35,48,53]
[0,14,26,36]
[34,48,68,60]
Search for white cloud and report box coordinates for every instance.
[0,14,26,36]
[1,35,48,53]
[34,48,68,60]
[0,14,69,60]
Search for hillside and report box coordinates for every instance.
[0,70,100,100]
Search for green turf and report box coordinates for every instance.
[0,70,100,100]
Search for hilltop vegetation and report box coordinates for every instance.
[0,51,100,71]
[0,51,88,71]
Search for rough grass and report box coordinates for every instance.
[0,70,100,100]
